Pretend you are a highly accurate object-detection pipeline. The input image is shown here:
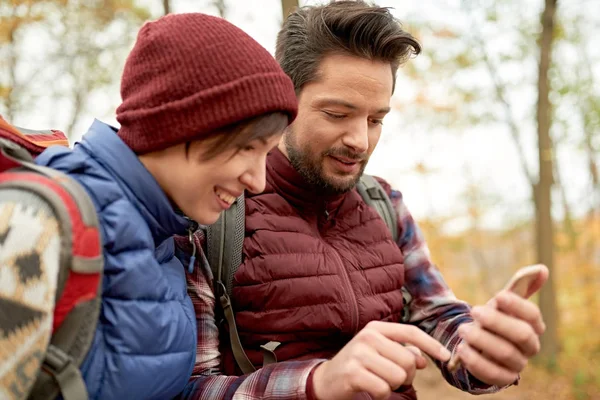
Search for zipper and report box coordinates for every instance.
[186,221,199,274]
[329,244,359,335]
[321,209,359,335]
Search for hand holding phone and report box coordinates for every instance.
[447,264,548,372]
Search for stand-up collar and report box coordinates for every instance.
[265,147,349,215]
[80,120,190,244]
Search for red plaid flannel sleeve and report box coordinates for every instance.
[388,186,501,394]
[175,230,322,400]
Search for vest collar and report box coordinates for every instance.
[265,147,349,216]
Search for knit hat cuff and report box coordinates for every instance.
[117,72,297,154]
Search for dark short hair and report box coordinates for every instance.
[276,0,421,94]
[193,112,288,160]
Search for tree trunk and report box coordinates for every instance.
[535,0,559,363]
[65,84,85,140]
[554,162,577,250]
[212,0,226,19]
[281,0,299,22]
[6,21,18,122]
[585,128,599,220]
[162,0,170,15]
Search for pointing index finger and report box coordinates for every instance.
[370,322,451,362]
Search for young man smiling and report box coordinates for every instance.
[180,2,548,399]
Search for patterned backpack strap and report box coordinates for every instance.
[0,120,103,400]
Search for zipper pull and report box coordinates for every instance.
[324,209,330,220]
[187,226,197,274]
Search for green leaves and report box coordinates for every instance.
[0,0,151,137]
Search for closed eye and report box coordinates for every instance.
[323,111,346,120]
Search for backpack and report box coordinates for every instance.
[0,116,103,400]
[205,174,411,374]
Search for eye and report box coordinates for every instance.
[369,118,384,126]
[323,111,346,120]
[243,145,255,152]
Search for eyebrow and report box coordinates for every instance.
[315,98,391,114]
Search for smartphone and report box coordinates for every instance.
[447,264,547,372]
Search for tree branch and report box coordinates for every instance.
[461,2,535,187]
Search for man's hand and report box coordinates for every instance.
[455,266,549,387]
[312,321,451,400]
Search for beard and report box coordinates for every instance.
[284,130,368,195]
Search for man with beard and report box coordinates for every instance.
[178,2,547,399]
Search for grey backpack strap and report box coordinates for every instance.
[356,174,398,242]
[206,194,257,374]
[260,341,281,367]
[36,346,88,400]
[357,175,413,321]
[205,192,245,299]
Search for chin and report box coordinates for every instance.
[197,213,221,226]
[326,174,360,191]
[187,209,221,226]
[329,176,359,194]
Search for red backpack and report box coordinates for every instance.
[0,116,102,400]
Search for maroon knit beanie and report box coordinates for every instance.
[115,13,297,154]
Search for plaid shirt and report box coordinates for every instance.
[177,187,502,399]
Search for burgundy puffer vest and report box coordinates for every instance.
[223,149,413,398]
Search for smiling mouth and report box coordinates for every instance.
[331,156,358,165]
[215,187,236,205]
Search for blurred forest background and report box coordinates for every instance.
[1,0,598,398]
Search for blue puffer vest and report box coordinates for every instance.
[36,120,197,400]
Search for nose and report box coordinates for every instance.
[239,159,267,194]
[341,119,369,154]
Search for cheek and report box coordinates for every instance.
[367,130,382,154]
[174,167,219,223]
[173,163,211,203]
[294,115,320,141]
[210,155,249,185]
[301,119,338,151]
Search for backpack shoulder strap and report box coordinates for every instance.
[0,139,103,400]
[356,174,398,242]
[357,175,412,322]
[205,194,256,374]
[205,193,245,299]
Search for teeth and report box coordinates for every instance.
[215,188,235,205]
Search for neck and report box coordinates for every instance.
[265,148,347,213]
